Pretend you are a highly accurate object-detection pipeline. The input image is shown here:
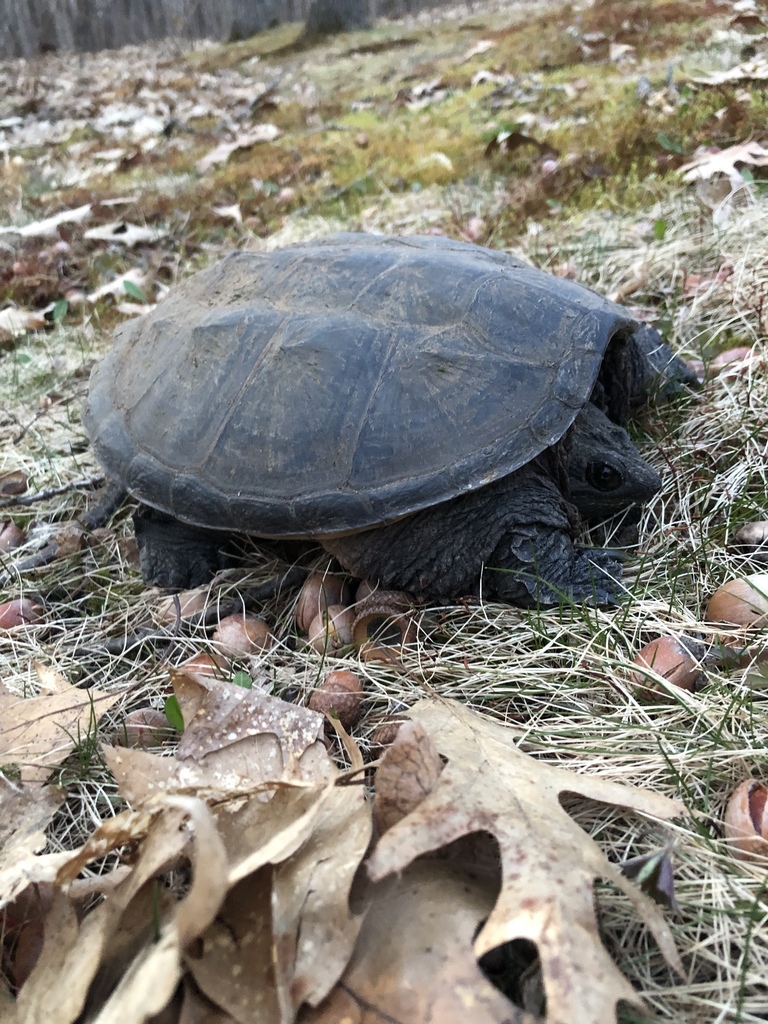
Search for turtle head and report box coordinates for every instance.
[566,402,661,519]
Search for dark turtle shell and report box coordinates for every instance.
[84,234,637,536]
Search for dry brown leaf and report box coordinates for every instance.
[15,807,186,1023]
[87,267,151,303]
[103,742,329,878]
[16,798,225,1024]
[373,720,443,835]
[0,778,66,908]
[0,676,123,783]
[0,204,92,238]
[272,781,372,1017]
[94,797,228,1024]
[55,807,159,886]
[4,883,56,990]
[183,779,370,1021]
[212,203,243,224]
[460,39,495,61]
[185,869,278,1024]
[196,125,280,174]
[179,979,239,1023]
[367,699,685,1024]
[301,858,532,1024]
[679,140,768,183]
[0,307,48,341]
[173,670,331,785]
[83,221,168,247]
[692,58,768,86]
[106,725,371,1022]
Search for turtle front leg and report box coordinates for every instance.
[486,517,622,607]
[133,507,232,589]
[323,466,623,608]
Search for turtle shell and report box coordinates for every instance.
[84,233,637,537]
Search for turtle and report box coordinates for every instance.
[83,233,690,607]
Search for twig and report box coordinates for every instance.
[0,475,105,509]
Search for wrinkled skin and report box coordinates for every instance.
[133,403,661,606]
[324,403,660,606]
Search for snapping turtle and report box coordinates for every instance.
[84,234,686,606]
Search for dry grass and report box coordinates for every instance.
[3,173,768,1024]
[2,1,768,1020]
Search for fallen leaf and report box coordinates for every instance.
[678,140,768,184]
[178,979,239,1022]
[367,699,685,1024]
[173,670,331,786]
[114,300,154,317]
[4,882,56,988]
[373,720,443,835]
[185,869,279,1023]
[212,203,243,224]
[16,798,223,1024]
[692,58,768,86]
[461,39,495,62]
[196,125,280,174]
[83,221,168,247]
[87,268,152,303]
[0,307,48,341]
[272,781,371,1015]
[77,796,227,1024]
[0,675,123,783]
[34,662,72,696]
[0,777,66,909]
[609,42,635,61]
[485,130,552,159]
[303,858,526,1024]
[0,204,92,238]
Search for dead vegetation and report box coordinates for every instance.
[2,0,768,1021]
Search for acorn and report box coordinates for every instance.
[723,780,768,862]
[308,669,364,730]
[0,598,44,630]
[355,578,379,602]
[154,588,209,625]
[706,574,768,628]
[307,604,355,654]
[369,721,405,754]
[0,520,25,553]
[709,346,753,377]
[731,522,768,563]
[630,636,706,700]
[0,470,27,496]
[296,572,351,633]
[352,591,416,662]
[176,652,229,677]
[212,614,275,657]
[116,709,173,748]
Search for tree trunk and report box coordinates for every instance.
[304,0,371,39]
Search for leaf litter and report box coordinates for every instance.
[0,677,684,1024]
[3,0,768,1020]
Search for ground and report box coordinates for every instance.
[1,0,768,1021]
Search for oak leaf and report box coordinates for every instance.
[0,667,123,783]
[366,699,685,1024]
[302,857,533,1024]
[174,669,330,786]
[0,778,66,908]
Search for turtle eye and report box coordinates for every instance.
[585,461,623,491]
